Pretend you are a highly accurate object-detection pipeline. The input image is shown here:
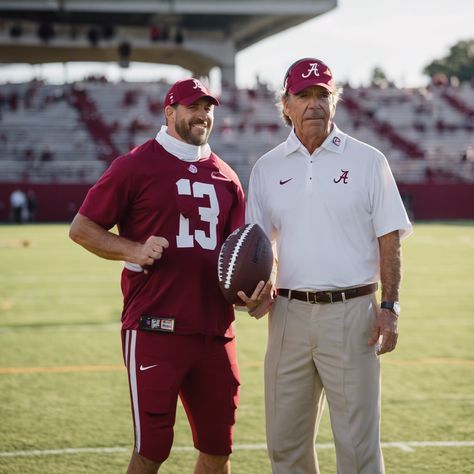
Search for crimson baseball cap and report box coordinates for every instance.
[283,58,336,94]
[163,78,219,108]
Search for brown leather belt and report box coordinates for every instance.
[277,283,378,304]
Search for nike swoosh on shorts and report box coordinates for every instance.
[139,364,158,371]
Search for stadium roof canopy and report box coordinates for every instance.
[0,0,337,84]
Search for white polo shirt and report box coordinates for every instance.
[246,124,413,290]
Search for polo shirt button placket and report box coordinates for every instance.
[305,158,313,189]
[308,159,314,188]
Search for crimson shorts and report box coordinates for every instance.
[121,329,240,463]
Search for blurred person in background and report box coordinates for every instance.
[26,189,38,222]
[9,188,28,223]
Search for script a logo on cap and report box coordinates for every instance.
[192,79,204,91]
[302,63,320,78]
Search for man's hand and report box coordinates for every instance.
[237,280,274,319]
[368,308,399,355]
[138,236,169,272]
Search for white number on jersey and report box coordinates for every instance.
[175,178,220,250]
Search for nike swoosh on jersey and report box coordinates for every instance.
[211,171,232,181]
[139,364,158,371]
[279,178,293,185]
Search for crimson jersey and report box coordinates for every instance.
[79,139,245,337]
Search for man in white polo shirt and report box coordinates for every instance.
[238,58,413,474]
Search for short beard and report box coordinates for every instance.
[175,119,211,146]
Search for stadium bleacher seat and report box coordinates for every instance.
[1,80,473,188]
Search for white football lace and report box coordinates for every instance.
[223,224,254,289]
[218,225,243,281]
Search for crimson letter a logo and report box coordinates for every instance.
[333,170,349,184]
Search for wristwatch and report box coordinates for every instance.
[381,301,400,317]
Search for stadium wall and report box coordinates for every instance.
[398,183,474,220]
[0,182,473,223]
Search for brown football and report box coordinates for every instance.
[218,224,273,305]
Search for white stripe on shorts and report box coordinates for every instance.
[128,330,141,453]
[124,330,130,369]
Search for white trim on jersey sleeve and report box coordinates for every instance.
[124,262,143,272]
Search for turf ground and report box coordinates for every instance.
[0,222,473,473]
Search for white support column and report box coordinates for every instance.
[185,37,236,89]
[220,62,236,87]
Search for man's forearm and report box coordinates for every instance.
[69,213,140,262]
[378,230,401,301]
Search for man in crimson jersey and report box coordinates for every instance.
[69,78,245,474]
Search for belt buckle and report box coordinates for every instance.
[316,291,333,304]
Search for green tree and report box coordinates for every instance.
[371,66,387,85]
[424,39,474,82]
[370,66,394,88]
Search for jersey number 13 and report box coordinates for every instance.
[175,178,219,250]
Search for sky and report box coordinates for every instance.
[0,0,473,91]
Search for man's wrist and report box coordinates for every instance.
[380,301,400,317]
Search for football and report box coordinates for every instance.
[218,223,273,305]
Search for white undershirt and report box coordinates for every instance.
[155,125,211,162]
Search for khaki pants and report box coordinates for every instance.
[265,294,385,474]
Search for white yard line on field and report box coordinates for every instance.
[2,357,474,374]
[1,441,473,458]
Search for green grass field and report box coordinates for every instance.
[0,222,473,473]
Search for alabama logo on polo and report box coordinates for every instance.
[333,170,349,184]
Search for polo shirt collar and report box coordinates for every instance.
[284,123,347,157]
[324,124,347,154]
